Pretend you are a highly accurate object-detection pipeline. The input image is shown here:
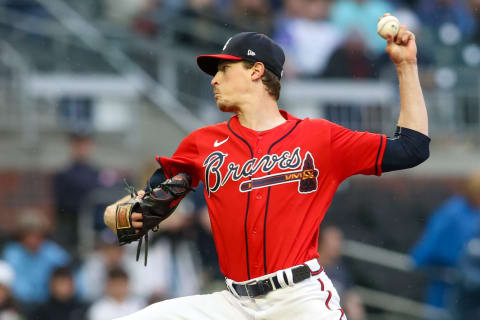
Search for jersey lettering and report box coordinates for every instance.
[203,151,228,195]
[203,147,317,196]
[239,152,318,193]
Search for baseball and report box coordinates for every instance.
[377,15,400,39]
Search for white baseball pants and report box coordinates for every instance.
[114,262,346,320]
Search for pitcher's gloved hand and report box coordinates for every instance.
[114,173,193,265]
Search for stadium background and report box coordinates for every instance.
[0,0,479,319]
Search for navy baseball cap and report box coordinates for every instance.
[197,32,285,79]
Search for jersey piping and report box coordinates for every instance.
[374,135,384,176]
[227,118,254,279]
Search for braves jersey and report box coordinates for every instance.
[157,110,386,282]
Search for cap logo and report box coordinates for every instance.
[223,37,232,51]
[247,49,256,56]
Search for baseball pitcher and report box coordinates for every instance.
[104,14,430,319]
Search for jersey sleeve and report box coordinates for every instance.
[330,122,386,181]
[155,130,201,188]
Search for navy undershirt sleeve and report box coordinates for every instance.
[381,127,431,172]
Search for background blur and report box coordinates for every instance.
[0,0,480,319]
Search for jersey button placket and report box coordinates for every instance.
[256,134,264,155]
[254,137,264,200]
[250,135,266,276]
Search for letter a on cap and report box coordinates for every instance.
[223,37,232,51]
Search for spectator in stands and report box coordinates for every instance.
[1,210,71,315]
[318,226,366,320]
[416,0,476,43]
[318,226,351,295]
[79,228,172,303]
[131,0,161,37]
[4,0,51,18]
[330,0,394,56]
[87,267,145,320]
[409,172,480,315]
[0,261,22,320]
[274,0,343,78]
[53,132,100,254]
[103,0,153,27]
[194,204,224,285]
[322,28,378,79]
[228,0,273,35]
[453,217,480,319]
[321,27,376,132]
[78,229,126,302]
[342,290,367,320]
[144,198,202,299]
[468,0,480,43]
[34,266,88,320]
[175,0,228,51]
[80,201,202,304]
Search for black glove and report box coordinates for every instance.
[114,173,193,265]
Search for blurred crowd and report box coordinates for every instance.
[105,0,480,78]
[5,0,480,79]
[0,133,222,320]
[409,173,480,319]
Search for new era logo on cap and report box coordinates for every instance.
[196,32,285,79]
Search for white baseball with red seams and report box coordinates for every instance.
[377,15,400,39]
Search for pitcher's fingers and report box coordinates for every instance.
[408,32,415,42]
[395,26,408,44]
[400,29,414,44]
[132,221,143,229]
[136,190,145,200]
[131,212,143,221]
[386,33,394,46]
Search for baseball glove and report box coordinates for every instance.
[114,173,193,265]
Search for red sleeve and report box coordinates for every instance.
[155,130,200,188]
[330,122,387,181]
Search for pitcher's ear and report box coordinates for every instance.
[251,62,265,80]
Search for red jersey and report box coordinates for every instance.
[157,110,386,282]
